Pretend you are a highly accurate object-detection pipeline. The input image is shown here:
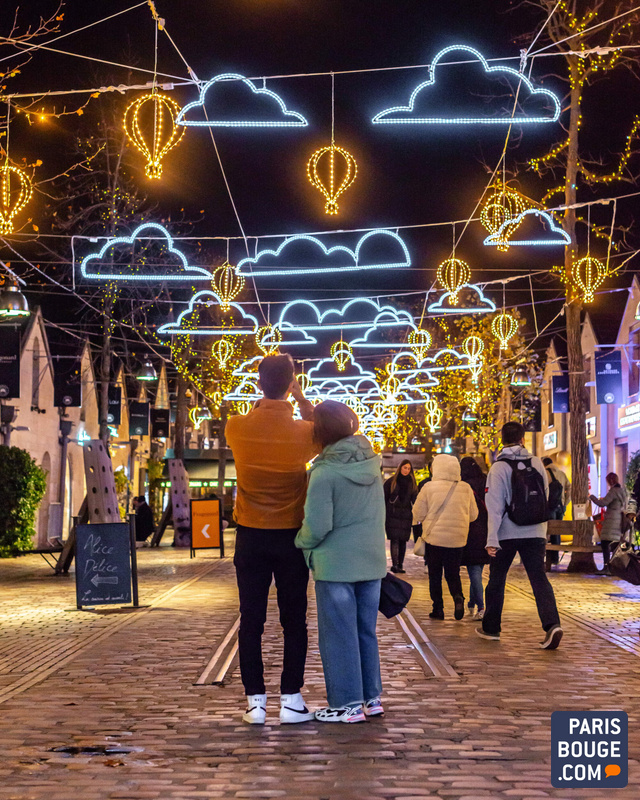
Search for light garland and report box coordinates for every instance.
[0,164,33,235]
[480,184,528,251]
[123,92,185,179]
[372,44,561,125]
[176,73,308,128]
[331,339,353,372]
[492,311,519,350]
[212,262,244,311]
[81,223,211,282]
[483,208,571,247]
[437,258,471,305]
[307,143,357,215]
[236,229,410,277]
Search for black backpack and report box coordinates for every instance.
[500,458,549,526]
[546,468,564,513]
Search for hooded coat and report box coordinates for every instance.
[591,484,628,541]
[412,454,478,549]
[295,435,387,583]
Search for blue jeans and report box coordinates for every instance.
[466,564,485,610]
[315,579,382,708]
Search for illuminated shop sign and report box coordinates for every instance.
[619,402,640,431]
[543,431,558,451]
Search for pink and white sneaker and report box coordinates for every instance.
[364,698,384,717]
[315,705,366,723]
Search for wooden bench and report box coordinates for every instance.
[546,519,600,554]
[22,540,64,570]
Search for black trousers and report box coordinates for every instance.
[483,537,561,635]
[234,525,309,695]
[424,543,464,611]
[390,539,407,568]
[601,540,619,566]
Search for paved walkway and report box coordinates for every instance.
[0,541,639,799]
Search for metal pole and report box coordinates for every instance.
[129,513,139,608]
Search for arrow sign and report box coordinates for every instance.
[201,524,210,539]
[91,574,119,587]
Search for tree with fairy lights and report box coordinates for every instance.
[523,0,640,570]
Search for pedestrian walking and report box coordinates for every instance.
[413,454,478,621]
[590,472,628,575]
[132,496,155,544]
[476,422,563,649]
[225,355,318,725]
[384,460,417,574]
[295,401,387,724]
[542,456,571,571]
[460,457,489,620]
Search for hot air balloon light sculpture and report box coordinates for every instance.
[307,143,357,215]
[462,335,484,363]
[331,339,353,371]
[0,164,33,235]
[212,262,244,311]
[123,91,185,179]
[256,324,282,355]
[437,257,471,305]
[425,396,442,434]
[480,184,528,252]
[408,328,432,361]
[212,337,234,370]
[492,311,518,350]
[237,400,252,416]
[572,256,607,304]
[297,373,312,393]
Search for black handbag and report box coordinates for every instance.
[609,541,640,585]
[379,572,413,618]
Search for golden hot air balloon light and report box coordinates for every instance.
[0,164,33,235]
[437,257,471,305]
[307,143,357,215]
[462,335,484,362]
[212,262,244,311]
[256,324,282,355]
[123,92,185,179]
[573,256,607,304]
[212,337,234,370]
[237,400,252,416]
[480,183,528,252]
[408,328,432,361]
[492,312,518,350]
[331,340,353,371]
[297,373,312,393]
[425,396,442,434]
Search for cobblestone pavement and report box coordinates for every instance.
[0,540,639,799]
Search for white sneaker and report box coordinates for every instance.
[473,609,485,620]
[242,693,267,724]
[279,693,314,724]
[467,606,475,617]
[315,705,366,723]
[423,564,429,574]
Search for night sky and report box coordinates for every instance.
[1,0,638,358]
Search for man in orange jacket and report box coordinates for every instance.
[226,355,318,725]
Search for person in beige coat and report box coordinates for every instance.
[413,454,478,620]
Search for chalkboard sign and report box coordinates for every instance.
[75,522,134,608]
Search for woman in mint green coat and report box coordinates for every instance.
[295,400,387,724]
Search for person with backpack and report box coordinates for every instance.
[476,422,563,650]
[542,457,571,571]
[460,457,489,620]
[590,472,629,575]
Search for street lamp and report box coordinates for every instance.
[0,281,30,318]
[511,366,531,387]
[136,359,157,382]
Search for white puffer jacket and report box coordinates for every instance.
[413,454,479,548]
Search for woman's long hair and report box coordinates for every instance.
[389,459,417,494]
[460,456,486,497]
